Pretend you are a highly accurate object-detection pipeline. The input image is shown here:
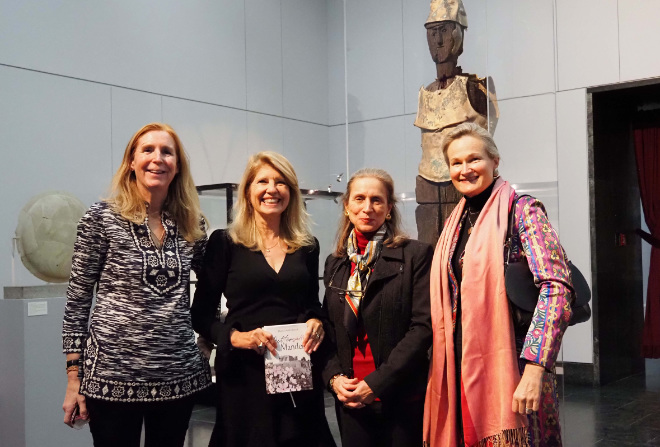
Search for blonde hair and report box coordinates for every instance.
[333,168,408,257]
[228,152,314,252]
[441,122,500,176]
[106,123,205,242]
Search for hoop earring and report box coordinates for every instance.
[386,213,392,220]
[344,210,349,216]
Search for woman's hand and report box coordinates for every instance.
[230,328,277,356]
[512,363,545,415]
[302,318,325,354]
[332,376,375,409]
[63,373,88,427]
[332,375,361,407]
[196,335,215,359]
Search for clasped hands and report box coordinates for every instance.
[331,375,375,409]
[229,318,325,355]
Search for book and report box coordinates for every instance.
[263,323,313,394]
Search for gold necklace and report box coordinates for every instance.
[466,209,478,235]
[263,237,280,253]
[147,214,165,248]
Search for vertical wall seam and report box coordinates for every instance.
[552,0,561,235]
[343,0,349,178]
[280,0,285,120]
[616,0,620,82]
[110,87,114,177]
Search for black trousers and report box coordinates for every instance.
[86,396,195,447]
[336,398,424,447]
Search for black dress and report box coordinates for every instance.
[191,229,335,447]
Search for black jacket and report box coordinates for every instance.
[320,239,433,402]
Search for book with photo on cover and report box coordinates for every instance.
[263,323,313,394]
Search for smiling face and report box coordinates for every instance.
[426,21,458,64]
[447,135,500,198]
[130,130,179,197]
[345,177,393,236]
[249,164,290,220]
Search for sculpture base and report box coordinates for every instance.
[415,176,462,247]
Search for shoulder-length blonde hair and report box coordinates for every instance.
[228,152,314,252]
[333,168,408,257]
[106,123,205,242]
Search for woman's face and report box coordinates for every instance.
[345,177,393,236]
[447,134,499,198]
[130,130,179,196]
[249,164,290,219]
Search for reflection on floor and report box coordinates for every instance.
[185,360,660,446]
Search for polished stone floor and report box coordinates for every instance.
[183,360,660,446]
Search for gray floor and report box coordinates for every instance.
[184,360,660,446]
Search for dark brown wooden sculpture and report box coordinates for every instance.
[414,0,498,246]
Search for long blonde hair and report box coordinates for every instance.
[228,152,314,252]
[107,123,205,242]
[333,168,408,257]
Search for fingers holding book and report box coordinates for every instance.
[303,318,325,353]
[230,328,277,355]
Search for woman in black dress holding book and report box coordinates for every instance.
[191,152,335,447]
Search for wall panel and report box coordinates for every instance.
[0,66,111,287]
[163,97,248,187]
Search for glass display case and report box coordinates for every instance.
[196,183,343,280]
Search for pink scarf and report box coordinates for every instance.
[423,178,529,447]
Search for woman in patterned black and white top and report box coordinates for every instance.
[62,123,212,447]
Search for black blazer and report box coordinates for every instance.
[320,239,433,402]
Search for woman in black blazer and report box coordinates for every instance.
[320,168,433,447]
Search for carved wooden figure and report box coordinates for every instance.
[414,0,498,246]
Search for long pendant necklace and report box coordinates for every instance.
[466,209,479,235]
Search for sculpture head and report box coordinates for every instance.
[425,0,467,63]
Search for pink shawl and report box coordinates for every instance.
[423,178,529,447]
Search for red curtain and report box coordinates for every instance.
[635,126,660,358]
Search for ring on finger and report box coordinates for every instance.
[258,342,263,348]
[525,408,533,414]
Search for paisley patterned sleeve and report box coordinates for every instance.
[513,196,573,370]
[62,203,108,353]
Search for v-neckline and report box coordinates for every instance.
[262,250,287,275]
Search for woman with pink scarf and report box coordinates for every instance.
[423,123,572,446]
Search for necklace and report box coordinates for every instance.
[465,209,479,235]
[147,213,166,249]
[263,237,280,253]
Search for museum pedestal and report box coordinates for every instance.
[0,285,92,447]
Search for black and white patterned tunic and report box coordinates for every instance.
[62,202,212,402]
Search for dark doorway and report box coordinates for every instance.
[590,81,660,385]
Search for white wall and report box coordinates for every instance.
[0,0,334,288]
[340,0,660,364]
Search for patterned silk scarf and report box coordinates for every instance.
[344,225,386,319]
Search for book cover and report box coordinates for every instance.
[263,323,313,394]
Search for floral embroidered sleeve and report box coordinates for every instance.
[62,203,108,353]
[513,196,572,370]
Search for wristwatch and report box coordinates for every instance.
[328,373,346,393]
[66,358,80,368]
